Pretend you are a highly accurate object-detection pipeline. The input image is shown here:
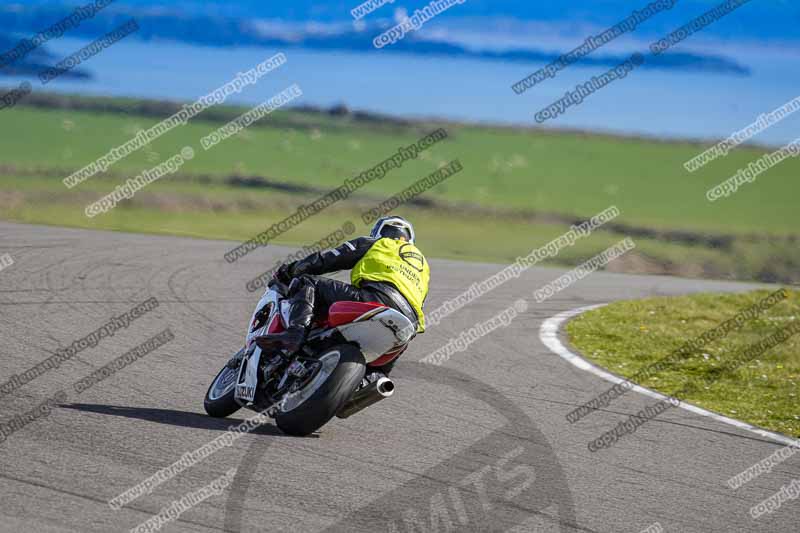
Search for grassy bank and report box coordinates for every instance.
[566,290,800,438]
[1,93,799,283]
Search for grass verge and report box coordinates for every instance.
[566,290,800,438]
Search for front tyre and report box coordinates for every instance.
[204,348,243,418]
[276,344,365,436]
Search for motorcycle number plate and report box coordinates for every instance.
[236,384,256,402]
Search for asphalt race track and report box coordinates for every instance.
[1,221,797,532]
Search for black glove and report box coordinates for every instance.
[274,263,293,285]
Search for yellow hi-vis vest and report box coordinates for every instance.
[351,238,430,332]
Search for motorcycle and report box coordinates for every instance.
[203,279,415,436]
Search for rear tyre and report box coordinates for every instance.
[204,348,244,418]
[276,344,365,436]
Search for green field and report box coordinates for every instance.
[1,93,799,282]
[566,290,800,438]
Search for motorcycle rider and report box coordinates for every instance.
[253,215,429,376]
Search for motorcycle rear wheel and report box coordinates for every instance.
[275,344,365,436]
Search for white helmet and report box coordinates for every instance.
[370,215,415,244]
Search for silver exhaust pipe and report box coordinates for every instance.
[336,377,395,419]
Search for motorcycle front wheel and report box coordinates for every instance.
[203,348,244,418]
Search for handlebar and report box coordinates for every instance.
[267,278,289,295]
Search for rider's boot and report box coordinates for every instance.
[255,283,314,355]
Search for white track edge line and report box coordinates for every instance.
[540,304,799,448]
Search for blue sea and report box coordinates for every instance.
[6,34,800,146]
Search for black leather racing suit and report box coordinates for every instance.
[277,237,420,373]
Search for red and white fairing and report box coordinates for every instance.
[328,301,414,363]
[240,288,414,400]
